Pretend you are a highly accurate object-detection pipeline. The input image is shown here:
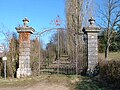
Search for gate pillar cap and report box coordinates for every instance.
[83,17,101,33]
[15,17,35,34]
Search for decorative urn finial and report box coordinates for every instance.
[88,17,95,25]
[23,17,29,27]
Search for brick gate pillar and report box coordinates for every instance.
[15,18,35,78]
[84,17,100,76]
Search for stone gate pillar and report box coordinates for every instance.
[84,17,100,75]
[15,18,35,78]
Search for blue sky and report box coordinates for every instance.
[0,0,65,45]
[0,0,104,46]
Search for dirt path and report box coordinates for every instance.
[25,83,69,90]
[0,82,69,90]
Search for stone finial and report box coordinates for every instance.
[23,17,29,27]
[88,17,95,25]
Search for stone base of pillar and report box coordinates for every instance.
[17,68,32,78]
[86,65,99,77]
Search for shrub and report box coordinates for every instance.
[99,60,120,88]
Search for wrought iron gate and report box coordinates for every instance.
[30,29,88,75]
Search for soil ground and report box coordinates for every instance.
[0,82,69,90]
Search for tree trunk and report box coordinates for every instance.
[105,42,110,61]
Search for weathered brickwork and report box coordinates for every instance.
[15,18,35,78]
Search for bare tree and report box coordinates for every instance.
[66,0,83,59]
[30,38,40,76]
[0,24,19,78]
[98,0,120,60]
[8,33,19,78]
[65,0,94,74]
[66,0,93,58]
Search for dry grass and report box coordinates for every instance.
[99,52,120,60]
[0,74,70,90]
[0,75,49,87]
[0,74,109,90]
